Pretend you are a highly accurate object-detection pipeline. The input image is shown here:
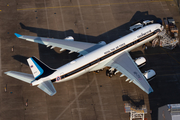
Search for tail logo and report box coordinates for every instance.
[56,76,61,81]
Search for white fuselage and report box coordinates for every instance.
[47,23,162,83]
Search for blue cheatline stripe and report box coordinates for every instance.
[14,33,22,38]
[30,58,44,79]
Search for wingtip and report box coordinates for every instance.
[4,71,11,75]
[4,71,10,75]
[148,89,154,94]
[14,33,22,38]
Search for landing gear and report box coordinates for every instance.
[106,68,117,78]
[142,44,147,50]
[106,69,110,76]
[109,72,113,78]
[94,69,103,74]
[96,70,100,73]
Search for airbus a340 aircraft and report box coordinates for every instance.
[5,22,164,96]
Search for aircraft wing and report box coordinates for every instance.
[14,33,105,56]
[37,80,56,96]
[106,52,153,94]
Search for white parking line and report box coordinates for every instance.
[73,80,82,120]
[76,0,88,41]
[94,74,106,120]
[54,76,95,120]
[0,38,1,76]
[58,0,67,37]
[44,0,50,37]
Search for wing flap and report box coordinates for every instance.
[4,71,34,83]
[37,80,56,96]
[106,52,153,94]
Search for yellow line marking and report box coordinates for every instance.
[17,0,173,11]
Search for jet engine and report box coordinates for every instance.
[143,69,156,80]
[134,57,146,68]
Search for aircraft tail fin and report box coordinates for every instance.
[27,57,56,80]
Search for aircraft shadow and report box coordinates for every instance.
[122,94,145,108]
[12,55,29,66]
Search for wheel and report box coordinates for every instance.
[96,70,100,73]
[106,70,110,76]
[109,73,113,78]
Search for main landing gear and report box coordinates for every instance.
[106,68,119,78]
[94,69,103,74]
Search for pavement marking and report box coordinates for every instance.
[93,74,106,120]
[96,0,110,43]
[0,38,1,76]
[73,80,82,120]
[58,0,66,37]
[159,0,170,15]
[119,77,124,91]
[43,0,50,37]
[76,0,88,42]
[54,76,95,120]
[17,0,173,11]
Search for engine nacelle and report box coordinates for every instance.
[143,69,156,80]
[98,41,106,45]
[134,57,146,68]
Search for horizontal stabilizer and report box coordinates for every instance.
[37,80,56,96]
[4,71,34,83]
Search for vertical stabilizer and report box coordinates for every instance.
[27,57,56,80]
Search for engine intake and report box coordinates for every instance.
[134,57,146,68]
[143,69,156,80]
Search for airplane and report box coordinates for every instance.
[4,21,164,96]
